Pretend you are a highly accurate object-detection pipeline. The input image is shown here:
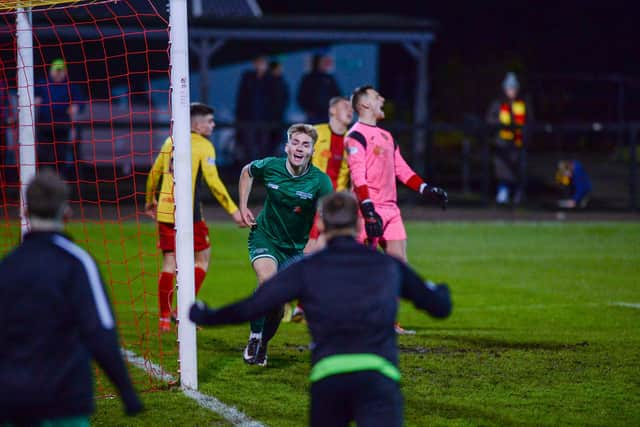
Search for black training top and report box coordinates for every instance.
[0,231,140,423]
[191,236,452,367]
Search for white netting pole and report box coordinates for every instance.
[169,0,197,390]
[16,7,36,237]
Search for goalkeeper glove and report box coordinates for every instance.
[360,201,383,239]
[422,186,448,210]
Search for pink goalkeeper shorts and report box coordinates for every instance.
[357,204,407,244]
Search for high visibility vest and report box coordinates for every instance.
[498,99,526,147]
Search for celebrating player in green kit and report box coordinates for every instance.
[238,123,334,366]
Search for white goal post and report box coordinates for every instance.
[169,0,198,390]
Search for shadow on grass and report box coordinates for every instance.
[399,336,589,356]
[417,400,542,427]
[440,335,590,352]
[404,326,510,333]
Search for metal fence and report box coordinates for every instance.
[5,115,638,211]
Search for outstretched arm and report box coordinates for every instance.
[201,145,245,226]
[65,245,142,415]
[394,145,448,209]
[144,139,169,219]
[190,263,303,325]
[397,260,452,319]
[238,163,256,226]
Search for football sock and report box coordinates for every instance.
[250,332,262,340]
[194,267,206,296]
[250,283,265,333]
[262,304,285,343]
[158,272,175,318]
[250,317,265,334]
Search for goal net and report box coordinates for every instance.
[0,0,182,393]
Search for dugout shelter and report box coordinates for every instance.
[2,9,436,175]
[189,14,436,175]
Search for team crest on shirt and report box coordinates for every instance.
[373,145,385,156]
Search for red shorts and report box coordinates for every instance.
[158,221,210,253]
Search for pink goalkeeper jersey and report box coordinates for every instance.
[345,121,421,209]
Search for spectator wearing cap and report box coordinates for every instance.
[486,72,533,205]
[34,58,85,181]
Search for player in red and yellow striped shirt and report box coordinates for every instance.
[145,103,246,332]
[303,97,353,256]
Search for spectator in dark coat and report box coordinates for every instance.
[266,60,289,156]
[235,56,271,162]
[297,54,341,124]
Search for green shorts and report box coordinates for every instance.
[3,416,90,427]
[248,228,302,269]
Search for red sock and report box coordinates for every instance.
[158,272,175,318]
[194,267,206,296]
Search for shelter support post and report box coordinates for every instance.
[191,38,226,104]
[630,124,638,212]
[403,41,430,177]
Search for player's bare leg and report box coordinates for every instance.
[385,240,407,262]
[253,257,278,285]
[244,257,278,365]
[384,240,416,335]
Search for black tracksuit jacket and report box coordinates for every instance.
[190,236,452,367]
[0,231,140,422]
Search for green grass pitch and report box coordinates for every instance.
[3,221,639,426]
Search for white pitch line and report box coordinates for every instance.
[611,302,640,309]
[121,349,265,427]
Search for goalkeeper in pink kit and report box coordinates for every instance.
[346,85,448,334]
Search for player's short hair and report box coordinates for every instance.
[26,170,69,220]
[351,85,374,112]
[190,102,214,118]
[319,191,359,232]
[329,96,349,109]
[287,123,318,145]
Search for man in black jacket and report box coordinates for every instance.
[0,170,142,425]
[190,191,451,427]
[235,56,271,162]
[297,54,342,124]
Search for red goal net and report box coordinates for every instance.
[0,0,178,393]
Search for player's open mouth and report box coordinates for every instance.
[293,154,304,161]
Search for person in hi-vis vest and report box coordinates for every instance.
[486,72,532,205]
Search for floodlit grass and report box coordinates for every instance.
[2,221,639,425]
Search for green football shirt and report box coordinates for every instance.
[250,157,334,251]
